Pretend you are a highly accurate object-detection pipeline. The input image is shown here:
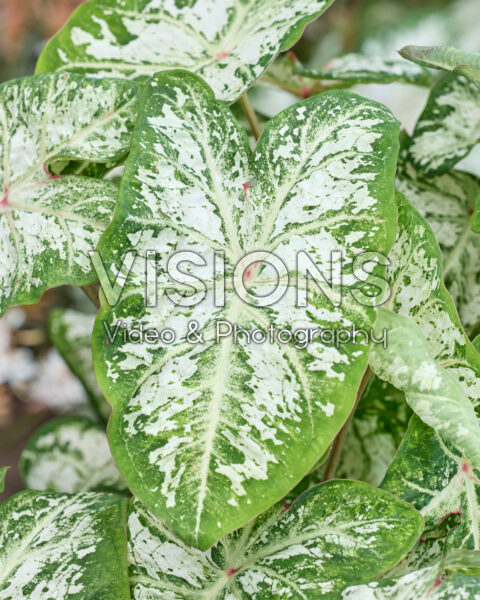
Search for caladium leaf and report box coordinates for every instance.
[49,308,111,421]
[370,308,480,468]
[19,416,127,494]
[396,160,480,330]
[0,491,130,599]
[335,376,411,486]
[385,193,480,445]
[383,416,480,552]
[400,45,480,88]
[92,70,400,548]
[295,53,433,85]
[128,480,423,600]
[406,73,480,176]
[35,0,335,103]
[0,73,138,317]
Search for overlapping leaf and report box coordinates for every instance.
[295,53,432,85]
[406,73,480,176]
[0,73,138,317]
[400,45,480,87]
[370,308,480,468]
[92,70,399,548]
[0,491,130,599]
[36,0,335,103]
[128,480,423,600]
[49,308,110,421]
[396,160,480,330]
[19,416,127,494]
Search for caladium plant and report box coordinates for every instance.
[2,0,480,597]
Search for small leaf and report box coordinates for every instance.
[128,480,423,600]
[49,308,110,421]
[400,45,480,87]
[36,0,335,103]
[396,160,480,329]
[406,73,480,176]
[0,491,130,599]
[0,466,8,493]
[0,73,138,317]
[92,70,400,548]
[295,53,433,85]
[19,416,127,494]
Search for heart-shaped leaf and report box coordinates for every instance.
[400,45,480,87]
[92,70,400,548]
[396,160,480,329]
[49,308,110,421]
[0,491,130,599]
[0,73,138,317]
[370,308,480,468]
[295,53,432,85]
[19,416,127,494]
[406,73,480,176]
[128,480,423,600]
[36,0,335,103]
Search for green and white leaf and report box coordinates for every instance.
[19,416,127,494]
[407,73,480,176]
[295,53,432,85]
[370,308,480,468]
[0,491,130,599]
[92,70,399,548]
[400,45,480,87]
[0,73,138,317]
[128,480,423,600]
[49,308,111,421]
[335,376,411,486]
[396,160,480,330]
[383,416,480,552]
[36,0,335,103]
[385,193,480,449]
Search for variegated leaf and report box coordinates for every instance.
[407,73,480,176]
[36,0,335,103]
[19,416,127,494]
[92,70,399,548]
[49,308,111,421]
[370,308,480,468]
[396,160,480,330]
[0,73,138,317]
[383,416,480,553]
[0,491,130,599]
[295,53,432,85]
[335,376,410,486]
[128,480,423,600]
[385,192,480,445]
[400,45,480,88]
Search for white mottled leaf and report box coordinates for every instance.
[370,308,480,468]
[128,480,423,600]
[396,160,480,330]
[36,0,335,103]
[407,73,480,176]
[92,70,399,548]
[19,416,127,494]
[0,73,138,317]
[295,53,432,85]
[0,491,130,599]
[49,308,111,421]
[400,45,480,87]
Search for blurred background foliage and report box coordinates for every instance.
[0,0,479,500]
